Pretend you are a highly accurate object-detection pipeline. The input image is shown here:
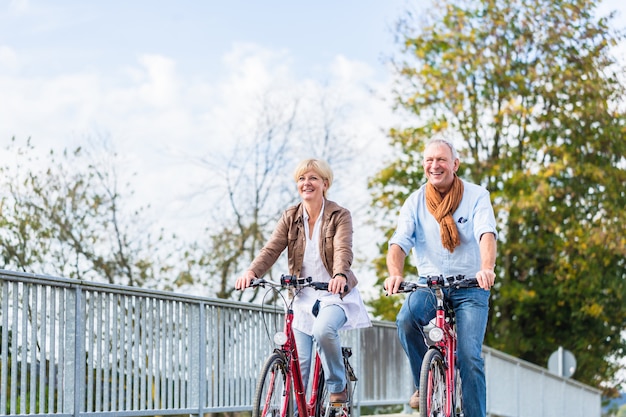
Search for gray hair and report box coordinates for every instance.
[424,137,459,160]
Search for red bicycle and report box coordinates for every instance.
[395,275,478,417]
[250,274,357,417]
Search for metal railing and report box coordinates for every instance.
[483,346,601,417]
[0,270,410,417]
[0,269,601,417]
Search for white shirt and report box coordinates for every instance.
[292,203,372,335]
[389,179,498,277]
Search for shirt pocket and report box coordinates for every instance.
[454,214,473,243]
[323,223,336,264]
[324,222,337,239]
[287,225,302,270]
[288,225,300,241]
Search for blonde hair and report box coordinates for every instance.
[293,159,333,198]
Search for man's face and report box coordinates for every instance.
[423,143,459,194]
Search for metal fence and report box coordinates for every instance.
[0,270,410,417]
[0,269,601,417]
[483,346,601,417]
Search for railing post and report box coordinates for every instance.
[71,285,86,417]
[62,287,75,414]
[0,281,9,414]
[353,330,362,417]
[197,303,207,417]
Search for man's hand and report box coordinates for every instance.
[384,275,405,295]
[478,232,497,290]
[386,244,407,295]
[475,269,495,290]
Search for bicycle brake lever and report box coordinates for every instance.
[251,278,266,287]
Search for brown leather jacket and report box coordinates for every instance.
[248,199,358,293]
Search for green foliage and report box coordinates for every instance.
[369,0,626,394]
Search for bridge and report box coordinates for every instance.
[0,269,600,417]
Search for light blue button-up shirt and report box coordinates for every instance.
[389,179,498,278]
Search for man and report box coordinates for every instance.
[384,138,497,417]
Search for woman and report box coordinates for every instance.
[235,158,371,403]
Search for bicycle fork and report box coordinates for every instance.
[434,288,456,417]
[286,330,310,417]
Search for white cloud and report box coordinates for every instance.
[0,36,398,289]
[0,45,19,73]
[8,0,30,15]
[133,54,180,108]
[329,54,376,82]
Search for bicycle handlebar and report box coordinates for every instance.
[396,274,479,293]
[251,274,348,293]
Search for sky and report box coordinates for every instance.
[0,0,625,294]
[0,0,415,204]
[0,0,418,299]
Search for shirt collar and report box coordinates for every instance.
[303,199,325,222]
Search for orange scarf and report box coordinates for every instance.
[425,176,464,252]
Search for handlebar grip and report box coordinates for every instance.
[452,277,479,288]
[309,282,348,293]
[251,278,266,287]
[398,281,418,292]
[310,282,328,291]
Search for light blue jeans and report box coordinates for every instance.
[294,304,348,394]
[396,284,490,417]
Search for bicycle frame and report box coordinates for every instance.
[395,275,477,417]
[253,275,354,417]
[280,305,325,417]
[429,286,457,417]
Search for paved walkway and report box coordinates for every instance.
[374,412,417,417]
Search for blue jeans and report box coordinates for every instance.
[396,284,490,417]
[294,304,348,394]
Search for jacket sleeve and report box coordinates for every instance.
[248,210,290,278]
[330,207,358,291]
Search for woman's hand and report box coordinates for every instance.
[235,270,256,290]
[328,274,348,294]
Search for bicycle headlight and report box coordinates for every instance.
[428,326,444,342]
[273,331,288,346]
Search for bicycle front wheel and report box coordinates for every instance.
[253,353,292,417]
[453,363,463,417]
[419,348,446,417]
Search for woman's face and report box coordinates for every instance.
[297,169,327,203]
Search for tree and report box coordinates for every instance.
[368,0,626,394]
[0,137,178,288]
[179,97,298,301]
[176,91,358,302]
